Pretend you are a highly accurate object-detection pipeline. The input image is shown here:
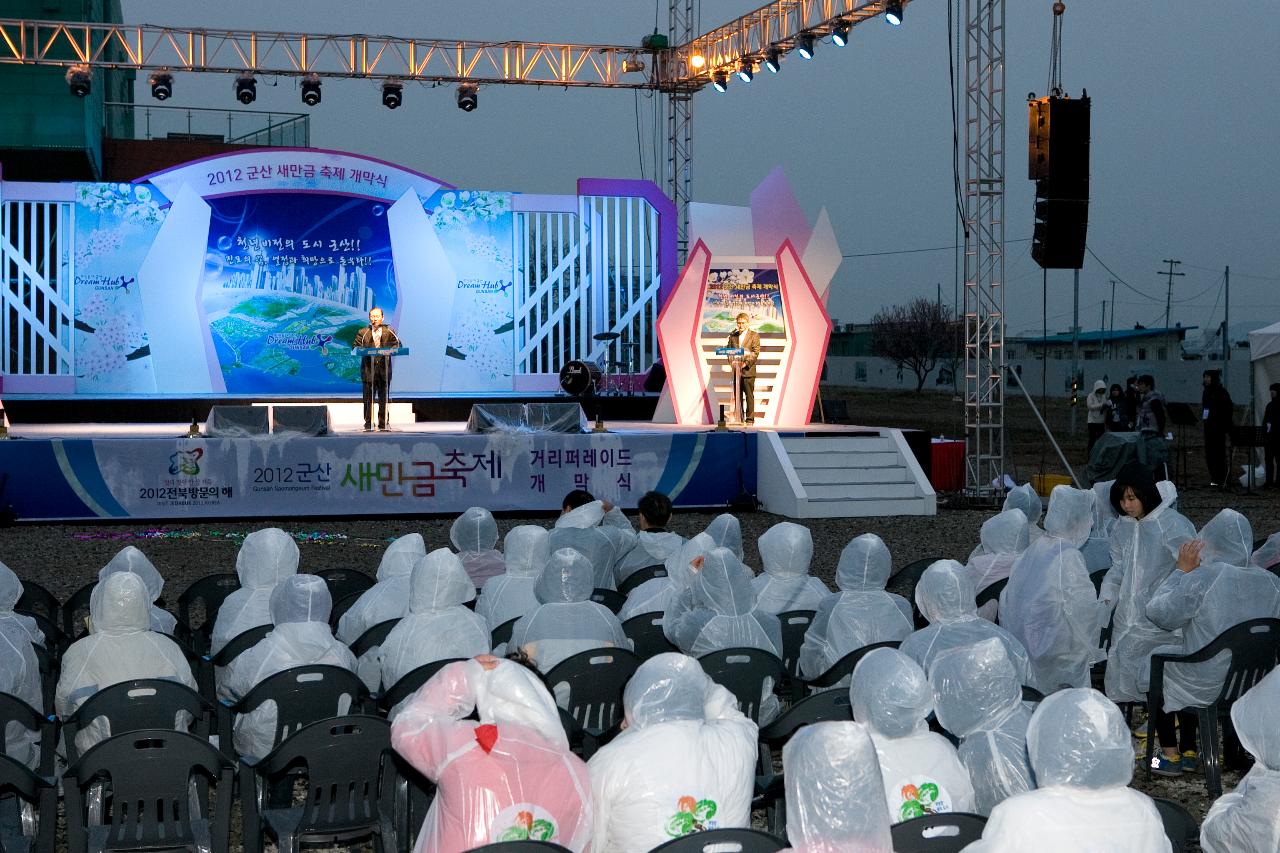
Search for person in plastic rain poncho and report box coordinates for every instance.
[377,549,491,697]
[0,563,45,768]
[752,522,830,616]
[798,534,914,683]
[963,688,1170,853]
[850,647,975,823]
[335,532,428,644]
[451,506,506,589]
[56,572,197,756]
[969,484,1044,562]
[210,527,299,654]
[587,653,757,853]
[1099,464,1195,705]
[1250,531,1280,572]
[606,491,685,587]
[782,721,895,853]
[391,655,593,853]
[899,560,1031,685]
[477,525,551,631]
[1200,666,1280,853]
[663,548,784,723]
[998,485,1103,694]
[929,638,1035,815]
[618,533,713,622]
[508,548,631,677]
[97,545,177,635]
[703,514,744,562]
[220,574,358,763]
[550,524,619,593]
[1144,508,1280,776]
[966,510,1030,622]
[1080,478,1118,573]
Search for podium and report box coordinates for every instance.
[715,346,746,424]
[352,347,410,427]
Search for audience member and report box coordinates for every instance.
[450,507,505,588]
[966,509,1029,621]
[1250,531,1280,571]
[0,564,44,767]
[476,525,550,630]
[1200,665,1280,852]
[752,521,829,615]
[608,491,684,585]
[703,513,744,562]
[618,533,712,621]
[782,721,894,853]
[550,510,620,592]
[97,545,177,635]
[336,532,427,644]
[210,527,299,654]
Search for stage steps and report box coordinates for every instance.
[757,431,936,518]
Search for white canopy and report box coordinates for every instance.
[1250,320,1280,422]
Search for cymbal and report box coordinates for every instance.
[592,332,621,341]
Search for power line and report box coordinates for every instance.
[1085,246,1162,302]
[843,237,1032,259]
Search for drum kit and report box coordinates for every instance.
[557,331,641,397]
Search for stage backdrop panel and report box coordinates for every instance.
[0,431,755,521]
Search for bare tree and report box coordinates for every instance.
[870,298,959,392]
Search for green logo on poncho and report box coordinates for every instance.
[665,796,718,837]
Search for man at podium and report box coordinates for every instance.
[727,312,760,424]
[353,307,402,431]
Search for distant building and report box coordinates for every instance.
[826,322,875,357]
[1007,324,1197,362]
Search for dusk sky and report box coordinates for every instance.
[121,1,1280,343]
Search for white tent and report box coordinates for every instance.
[1250,321,1280,423]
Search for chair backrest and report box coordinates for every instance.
[805,641,902,691]
[617,564,668,597]
[886,558,942,628]
[1020,685,1045,703]
[974,577,1008,610]
[62,580,97,640]
[776,610,816,679]
[589,588,626,614]
[377,658,464,715]
[0,752,57,852]
[890,812,988,852]
[330,589,365,631]
[235,664,367,749]
[698,647,785,724]
[15,580,59,624]
[1212,618,1280,706]
[177,572,241,634]
[465,842,575,852]
[622,612,678,660]
[543,648,641,735]
[314,567,376,603]
[490,616,520,649]
[64,728,234,853]
[1151,796,1198,852]
[757,688,853,746]
[350,617,401,658]
[649,827,787,852]
[31,641,57,715]
[18,610,65,656]
[209,622,273,667]
[0,691,57,776]
[1088,568,1108,595]
[62,678,217,765]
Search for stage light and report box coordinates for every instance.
[711,70,728,93]
[796,34,816,60]
[764,47,782,74]
[885,0,904,26]
[300,73,322,106]
[623,58,646,73]
[689,52,706,69]
[149,70,173,101]
[381,80,403,109]
[234,73,257,105]
[736,59,753,83]
[65,64,92,98]
[832,22,851,46]
[457,82,478,112]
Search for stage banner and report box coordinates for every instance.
[699,267,785,335]
[0,432,754,521]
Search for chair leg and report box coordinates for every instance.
[1143,699,1158,782]
[1200,706,1222,798]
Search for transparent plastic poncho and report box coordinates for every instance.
[451,507,506,588]
[1251,531,1280,571]
[618,533,713,621]
[1080,479,1118,573]
[336,532,427,644]
[782,721,893,853]
[477,525,550,630]
[1201,666,1280,853]
[752,521,829,615]
[97,545,177,635]
[967,509,1029,621]
[210,527,299,654]
[549,525,619,591]
[704,514,744,562]
[0,563,44,767]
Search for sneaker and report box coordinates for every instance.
[1150,754,1183,777]
[1181,751,1200,772]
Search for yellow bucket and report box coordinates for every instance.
[1032,474,1072,497]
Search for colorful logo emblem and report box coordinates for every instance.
[665,796,718,838]
[168,447,204,476]
[898,781,952,820]
[492,804,557,843]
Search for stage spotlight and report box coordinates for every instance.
[711,70,728,93]
[234,73,257,104]
[796,34,816,60]
[300,73,322,106]
[885,0,904,26]
[764,47,782,74]
[832,22,851,46]
[689,52,706,69]
[149,70,173,101]
[623,58,646,73]
[381,80,403,109]
[65,64,92,98]
[736,59,753,83]
[457,82,478,112]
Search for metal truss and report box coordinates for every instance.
[667,0,695,261]
[962,0,1006,495]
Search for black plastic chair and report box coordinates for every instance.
[1020,685,1045,703]
[776,609,816,700]
[377,658,464,716]
[802,640,902,693]
[616,563,667,597]
[0,752,57,853]
[890,812,988,852]
[314,567,376,602]
[208,623,273,668]
[589,588,626,614]
[622,612,678,660]
[466,842,574,852]
[544,647,641,757]
[649,828,786,852]
[19,609,66,657]
[177,573,241,652]
[241,714,398,853]
[1089,568,1108,595]
[31,641,57,714]
[490,616,520,650]
[62,678,226,765]
[1146,617,1280,796]
[329,590,365,631]
[698,647,785,724]
[350,618,402,658]
[0,691,57,776]
[15,579,60,625]
[758,688,854,747]
[64,728,235,853]
[62,579,97,641]
[974,577,1008,611]
[232,664,369,756]
[1151,796,1198,852]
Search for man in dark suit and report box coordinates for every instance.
[726,312,760,424]
[352,307,401,431]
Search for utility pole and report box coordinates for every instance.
[1159,259,1184,328]
[1108,279,1116,358]
[1070,269,1080,435]
[1222,265,1230,385]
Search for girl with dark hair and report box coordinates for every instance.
[1105,383,1130,431]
